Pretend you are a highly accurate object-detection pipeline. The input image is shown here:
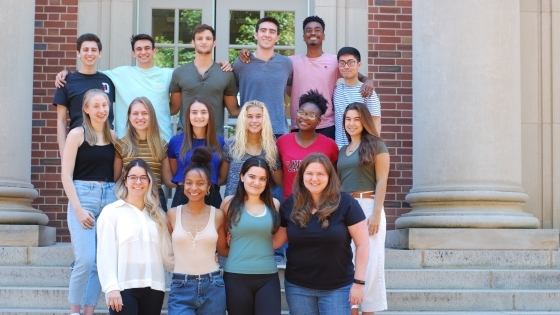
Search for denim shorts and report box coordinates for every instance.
[284,280,352,315]
[168,270,226,315]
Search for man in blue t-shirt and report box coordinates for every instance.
[53,33,115,158]
[233,17,293,138]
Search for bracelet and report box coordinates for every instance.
[353,279,366,285]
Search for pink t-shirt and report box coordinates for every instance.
[277,133,339,200]
[289,54,340,130]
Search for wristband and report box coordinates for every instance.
[353,279,366,285]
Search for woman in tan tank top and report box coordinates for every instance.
[166,147,228,314]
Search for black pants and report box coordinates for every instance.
[171,184,222,209]
[108,287,164,315]
[291,125,336,140]
[223,272,281,315]
[157,187,168,212]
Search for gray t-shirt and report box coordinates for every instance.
[170,62,238,134]
[223,139,282,197]
[233,53,293,135]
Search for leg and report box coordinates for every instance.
[108,289,138,315]
[137,287,165,315]
[158,187,168,212]
[316,284,351,315]
[361,203,387,313]
[224,272,256,315]
[254,273,281,315]
[198,274,227,315]
[284,280,319,315]
[168,277,198,315]
[315,125,336,140]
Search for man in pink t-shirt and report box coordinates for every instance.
[239,16,375,140]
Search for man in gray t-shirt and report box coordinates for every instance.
[233,17,293,136]
[170,24,239,134]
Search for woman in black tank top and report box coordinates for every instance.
[60,89,118,315]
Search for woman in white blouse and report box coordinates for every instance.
[97,158,174,315]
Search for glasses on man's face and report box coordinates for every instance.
[127,175,150,183]
[338,59,357,67]
[297,110,318,120]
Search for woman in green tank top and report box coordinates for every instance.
[220,156,282,315]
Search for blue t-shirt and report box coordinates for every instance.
[168,134,224,185]
[233,53,293,135]
[52,71,115,130]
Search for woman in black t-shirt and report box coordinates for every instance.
[273,153,369,315]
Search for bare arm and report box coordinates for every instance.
[358,72,374,98]
[372,115,382,134]
[61,128,95,229]
[272,226,288,249]
[161,157,176,188]
[218,196,234,257]
[56,105,68,158]
[223,95,239,118]
[218,161,229,187]
[113,156,123,183]
[215,208,229,257]
[369,152,389,235]
[272,168,283,188]
[170,92,182,116]
[169,157,178,180]
[347,220,369,305]
[166,207,177,234]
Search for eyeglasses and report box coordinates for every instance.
[127,175,150,183]
[338,59,357,67]
[297,110,318,120]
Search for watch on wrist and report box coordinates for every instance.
[353,279,366,285]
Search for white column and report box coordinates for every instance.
[396,0,540,229]
[0,0,53,245]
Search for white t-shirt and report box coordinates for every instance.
[102,66,174,141]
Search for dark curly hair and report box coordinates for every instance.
[298,89,328,116]
[303,16,325,31]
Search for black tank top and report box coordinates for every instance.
[73,132,115,182]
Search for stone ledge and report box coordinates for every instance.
[386,228,559,250]
[0,225,55,247]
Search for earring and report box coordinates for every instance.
[206,189,211,196]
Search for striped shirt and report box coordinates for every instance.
[115,139,168,185]
[333,82,381,148]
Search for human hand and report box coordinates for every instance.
[76,208,95,229]
[349,283,364,306]
[55,70,69,88]
[359,79,374,98]
[226,231,231,246]
[219,61,233,72]
[367,212,382,236]
[106,290,123,312]
[238,49,251,63]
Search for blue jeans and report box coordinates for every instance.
[168,271,226,315]
[67,181,116,307]
[284,280,352,315]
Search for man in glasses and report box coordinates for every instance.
[334,46,381,148]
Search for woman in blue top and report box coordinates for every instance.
[219,157,281,315]
[168,96,224,208]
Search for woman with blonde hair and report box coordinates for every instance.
[219,100,282,197]
[168,96,224,208]
[97,158,174,315]
[273,153,369,315]
[114,96,174,211]
[60,88,117,315]
[338,102,389,314]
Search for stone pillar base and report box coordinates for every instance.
[386,228,559,250]
[0,225,56,247]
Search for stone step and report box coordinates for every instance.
[3,266,560,290]
[3,244,560,270]
[0,286,288,310]
[387,289,560,311]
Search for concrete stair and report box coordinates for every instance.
[1,244,560,314]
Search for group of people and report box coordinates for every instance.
[55,14,388,315]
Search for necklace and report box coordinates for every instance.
[347,142,361,154]
[184,205,209,248]
[246,143,262,156]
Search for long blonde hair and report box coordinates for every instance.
[115,158,168,240]
[82,89,113,146]
[230,100,277,170]
[120,97,165,160]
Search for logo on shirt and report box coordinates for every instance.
[102,82,110,93]
[286,160,303,173]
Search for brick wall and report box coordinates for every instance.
[368,0,413,230]
[32,0,78,242]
